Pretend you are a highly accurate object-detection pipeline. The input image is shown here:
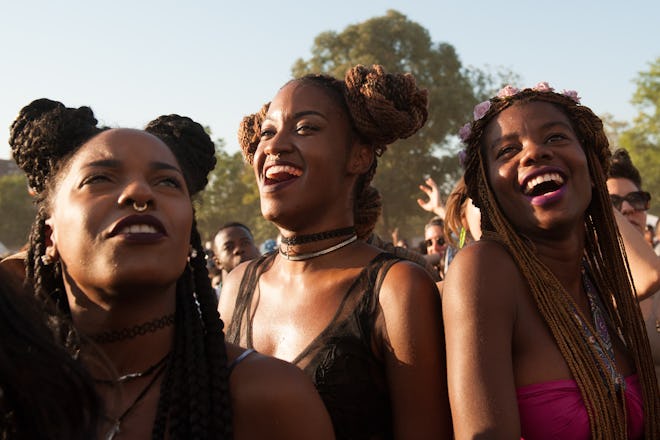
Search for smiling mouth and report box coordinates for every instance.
[522,172,565,197]
[264,164,302,185]
[117,224,160,234]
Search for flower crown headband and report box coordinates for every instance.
[457,82,581,167]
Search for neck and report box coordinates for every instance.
[65,284,176,372]
[531,230,586,296]
[278,226,357,261]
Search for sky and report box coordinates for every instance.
[0,0,658,161]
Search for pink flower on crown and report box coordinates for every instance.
[458,149,467,168]
[458,123,471,142]
[497,85,520,98]
[561,89,581,103]
[473,101,491,120]
[533,82,554,92]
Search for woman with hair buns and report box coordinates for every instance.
[442,84,660,439]
[9,99,333,440]
[220,65,451,439]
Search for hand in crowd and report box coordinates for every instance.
[417,177,445,219]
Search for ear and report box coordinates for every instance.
[43,217,59,261]
[347,141,374,175]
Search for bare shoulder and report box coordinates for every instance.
[444,240,524,301]
[217,260,251,323]
[378,258,440,304]
[442,239,526,336]
[227,344,334,440]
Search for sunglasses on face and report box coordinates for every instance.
[609,191,651,212]
[425,237,446,247]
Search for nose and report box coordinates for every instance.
[117,178,155,210]
[620,199,636,215]
[261,128,294,159]
[520,140,553,166]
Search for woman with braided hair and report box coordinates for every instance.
[220,64,451,439]
[442,84,660,439]
[9,99,333,439]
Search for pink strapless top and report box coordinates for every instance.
[516,374,644,439]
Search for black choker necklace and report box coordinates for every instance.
[89,313,175,344]
[280,234,357,261]
[280,226,356,246]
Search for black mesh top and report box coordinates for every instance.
[226,252,401,440]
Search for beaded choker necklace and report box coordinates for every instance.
[280,234,358,261]
[89,313,175,344]
[280,226,356,245]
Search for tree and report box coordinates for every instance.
[0,174,36,251]
[291,10,511,240]
[619,57,660,217]
[195,139,278,246]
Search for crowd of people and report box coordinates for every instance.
[1,65,659,439]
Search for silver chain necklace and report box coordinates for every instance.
[279,234,357,261]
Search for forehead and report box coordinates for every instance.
[266,81,346,121]
[485,101,573,141]
[425,225,444,238]
[606,177,639,195]
[69,128,180,169]
[216,226,251,244]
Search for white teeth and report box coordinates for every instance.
[265,165,302,179]
[525,172,565,194]
[120,224,158,234]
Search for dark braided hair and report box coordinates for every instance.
[146,116,232,439]
[238,64,428,239]
[9,100,232,439]
[460,87,660,439]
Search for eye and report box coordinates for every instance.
[495,144,519,159]
[260,127,276,139]
[547,133,568,143]
[80,174,111,187]
[157,176,183,188]
[296,124,318,135]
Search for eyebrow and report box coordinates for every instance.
[264,110,327,122]
[82,159,183,174]
[488,120,574,150]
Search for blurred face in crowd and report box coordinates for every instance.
[213,225,260,273]
[424,225,447,256]
[606,177,648,235]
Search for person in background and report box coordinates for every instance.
[221,64,451,439]
[443,83,658,439]
[645,224,655,248]
[212,222,260,291]
[423,216,447,279]
[607,148,660,389]
[9,98,334,440]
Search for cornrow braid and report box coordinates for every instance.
[237,64,428,239]
[462,88,659,439]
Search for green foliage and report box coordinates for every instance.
[292,10,480,240]
[0,174,35,251]
[619,57,660,217]
[194,140,278,247]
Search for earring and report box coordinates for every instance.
[133,201,148,212]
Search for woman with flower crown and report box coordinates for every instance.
[442,83,659,439]
[219,64,452,439]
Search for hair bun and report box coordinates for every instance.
[145,115,217,195]
[344,64,428,149]
[238,103,269,165]
[9,99,99,193]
